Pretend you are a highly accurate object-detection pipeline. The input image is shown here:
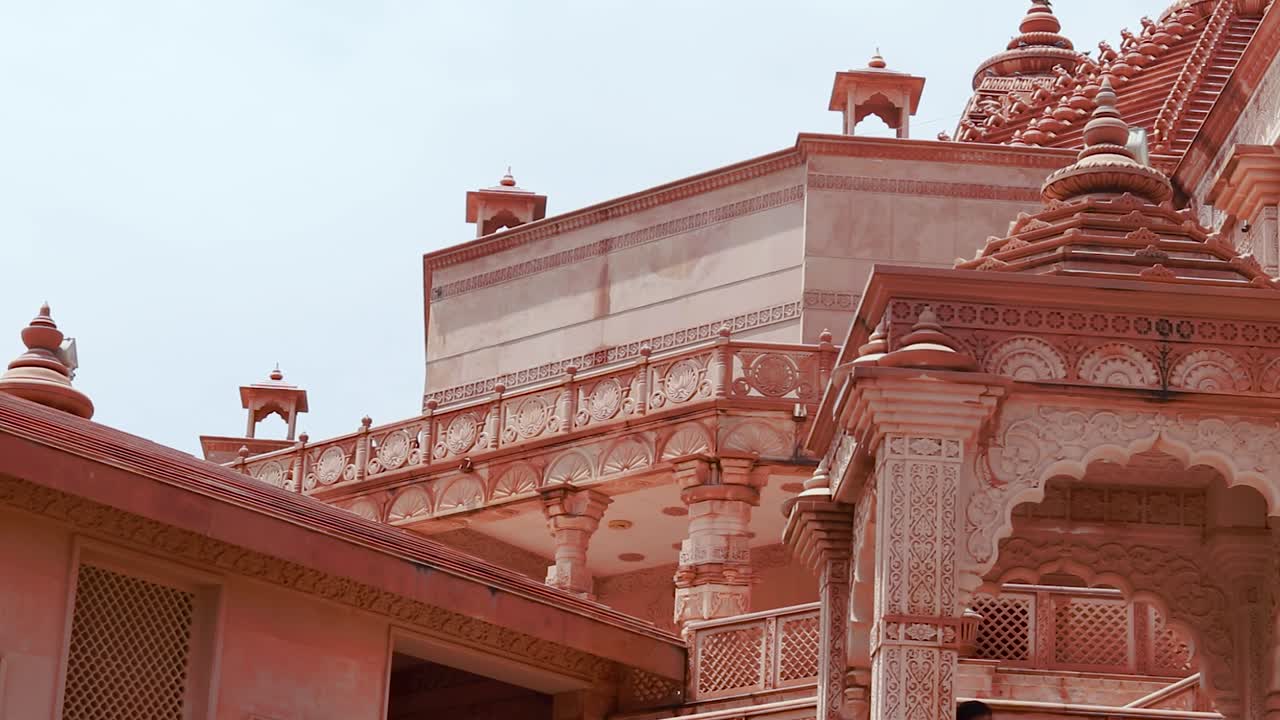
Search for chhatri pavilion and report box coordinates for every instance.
[2,1,1279,718]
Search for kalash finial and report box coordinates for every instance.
[1021,0,1061,34]
[500,166,516,187]
[1040,76,1172,203]
[270,363,284,381]
[0,303,93,418]
[868,48,887,69]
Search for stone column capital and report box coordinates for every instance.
[539,485,612,597]
[782,492,854,574]
[842,370,1005,449]
[540,485,612,525]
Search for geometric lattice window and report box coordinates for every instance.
[1150,606,1195,675]
[1054,597,1129,669]
[972,594,1032,661]
[777,613,820,683]
[61,564,195,720]
[695,625,764,697]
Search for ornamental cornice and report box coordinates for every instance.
[807,173,1040,202]
[795,133,1078,169]
[0,475,619,683]
[423,151,804,271]
[433,185,804,301]
[841,369,1006,448]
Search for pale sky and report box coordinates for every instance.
[1,0,1163,453]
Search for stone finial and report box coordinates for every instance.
[500,166,516,187]
[852,316,889,365]
[868,49,887,69]
[0,303,94,418]
[269,364,284,381]
[878,307,977,371]
[1040,77,1173,203]
[1020,0,1061,34]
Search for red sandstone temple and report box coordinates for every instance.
[3,1,1279,718]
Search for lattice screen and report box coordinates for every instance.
[972,594,1032,661]
[695,624,764,697]
[62,564,196,720]
[777,613,820,683]
[1054,597,1129,669]
[1150,606,1194,674]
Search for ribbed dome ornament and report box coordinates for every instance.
[1041,77,1173,203]
[0,304,94,418]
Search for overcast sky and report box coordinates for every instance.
[1,0,1163,453]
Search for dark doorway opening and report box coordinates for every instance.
[386,652,552,720]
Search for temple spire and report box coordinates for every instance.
[970,0,1082,88]
[0,303,93,418]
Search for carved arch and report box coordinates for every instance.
[964,402,1280,577]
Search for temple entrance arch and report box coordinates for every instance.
[966,428,1280,719]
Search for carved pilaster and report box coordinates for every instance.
[848,374,1001,720]
[672,453,761,629]
[540,486,612,597]
[1209,529,1274,720]
[783,484,854,720]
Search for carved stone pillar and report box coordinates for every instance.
[1209,529,1273,720]
[855,376,1001,720]
[784,466,854,720]
[672,453,761,629]
[540,486,612,597]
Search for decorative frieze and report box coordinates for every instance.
[808,174,1040,202]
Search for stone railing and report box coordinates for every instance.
[971,585,1195,677]
[231,333,835,495]
[686,602,821,701]
[1152,0,1233,152]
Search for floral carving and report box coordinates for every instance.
[720,420,791,458]
[312,446,348,486]
[661,423,712,460]
[984,336,1067,381]
[600,438,651,476]
[376,430,412,471]
[435,477,484,511]
[254,461,288,489]
[581,377,624,424]
[1170,349,1250,393]
[741,353,801,398]
[510,396,554,440]
[387,487,432,522]
[492,464,539,498]
[438,413,480,458]
[545,451,594,486]
[661,358,705,405]
[1076,343,1159,386]
[344,497,382,522]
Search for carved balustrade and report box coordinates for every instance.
[971,584,1196,677]
[232,338,833,513]
[686,602,822,701]
[1152,0,1233,152]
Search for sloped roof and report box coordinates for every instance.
[0,392,684,677]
